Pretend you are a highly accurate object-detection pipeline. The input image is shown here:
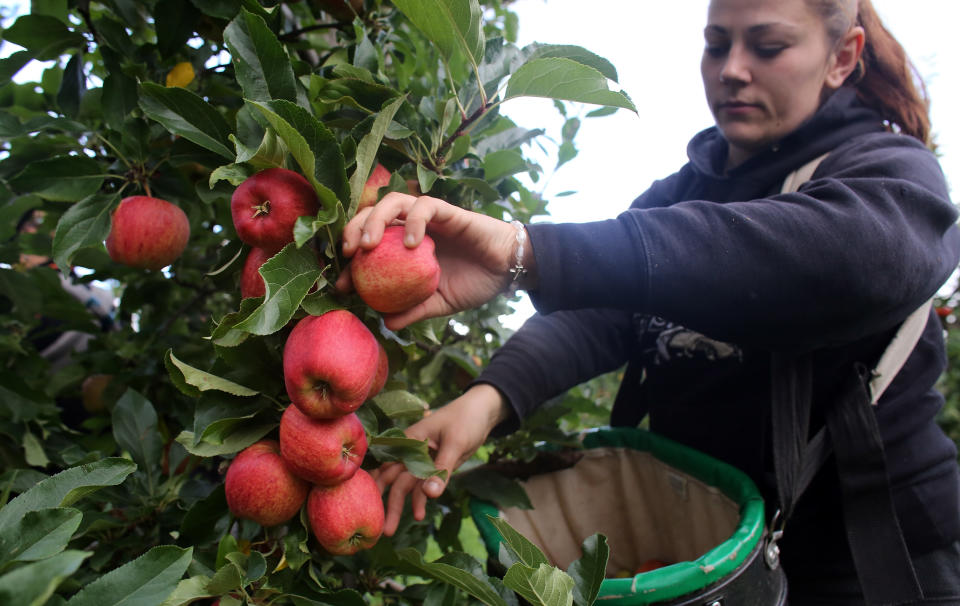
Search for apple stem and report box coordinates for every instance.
[252,200,271,217]
[315,381,329,400]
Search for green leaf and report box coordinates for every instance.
[348,94,406,216]
[139,82,234,159]
[175,422,275,457]
[502,563,574,606]
[0,459,136,535]
[372,389,429,420]
[483,149,527,182]
[164,350,258,397]
[178,485,228,546]
[0,50,35,86]
[368,429,445,480]
[56,52,85,117]
[9,155,106,202]
[299,289,344,317]
[224,9,297,103]
[396,548,509,606]
[22,431,49,467]
[505,58,636,112]
[154,0,201,59]
[231,243,323,336]
[487,516,550,569]
[231,127,287,170]
[392,0,485,67]
[0,508,82,567]
[0,550,90,606]
[157,576,212,606]
[3,14,86,60]
[249,100,348,209]
[51,193,116,271]
[568,534,609,606]
[521,44,619,82]
[293,206,341,248]
[65,545,193,606]
[111,389,162,478]
[417,163,439,194]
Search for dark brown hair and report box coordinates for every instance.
[811,0,931,145]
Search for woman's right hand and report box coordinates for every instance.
[338,192,535,331]
[372,383,510,536]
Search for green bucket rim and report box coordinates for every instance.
[470,427,766,605]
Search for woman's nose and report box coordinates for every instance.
[719,45,751,84]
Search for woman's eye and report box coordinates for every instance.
[704,44,728,58]
[755,45,785,58]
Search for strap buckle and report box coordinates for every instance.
[764,508,784,570]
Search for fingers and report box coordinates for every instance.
[342,193,460,257]
[383,471,420,536]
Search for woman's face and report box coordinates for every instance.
[701,0,852,167]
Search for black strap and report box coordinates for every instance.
[824,363,922,605]
[770,352,814,522]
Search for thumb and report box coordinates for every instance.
[423,439,463,498]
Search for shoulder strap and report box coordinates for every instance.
[771,154,926,604]
[869,299,933,404]
[780,152,830,194]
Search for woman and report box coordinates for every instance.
[340,0,960,602]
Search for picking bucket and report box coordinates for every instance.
[471,427,787,605]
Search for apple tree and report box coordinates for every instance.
[0,0,635,604]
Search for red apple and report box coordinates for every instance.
[307,468,384,555]
[350,225,441,314]
[369,341,389,398]
[279,405,367,486]
[283,310,380,419]
[105,196,190,270]
[224,440,309,527]
[240,247,275,299]
[357,163,391,210]
[231,168,319,251]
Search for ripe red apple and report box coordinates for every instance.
[231,168,319,251]
[307,468,384,555]
[240,247,275,299]
[105,196,190,270]
[283,310,380,419]
[224,440,309,527]
[357,163,391,210]
[369,341,389,398]
[279,405,367,486]
[350,225,441,314]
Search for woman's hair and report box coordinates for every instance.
[809,0,931,145]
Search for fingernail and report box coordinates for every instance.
[361,231,371,245]
[404,233,416,247]
[426,478,443,493]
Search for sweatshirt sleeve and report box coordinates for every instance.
[527,133,960,349]
[474,307,635,426]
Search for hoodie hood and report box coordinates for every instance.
[687,87,885,186]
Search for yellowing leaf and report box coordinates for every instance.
[165,62,195,87]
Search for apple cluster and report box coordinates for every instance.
[225,167,389,556]
[224,309,388,556]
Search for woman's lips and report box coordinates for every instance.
[717,101,760,115]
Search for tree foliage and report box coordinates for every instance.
[0,0,632,603]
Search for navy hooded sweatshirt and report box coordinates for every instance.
[476,87,960,582]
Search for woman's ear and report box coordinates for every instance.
[825,25,865,89]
